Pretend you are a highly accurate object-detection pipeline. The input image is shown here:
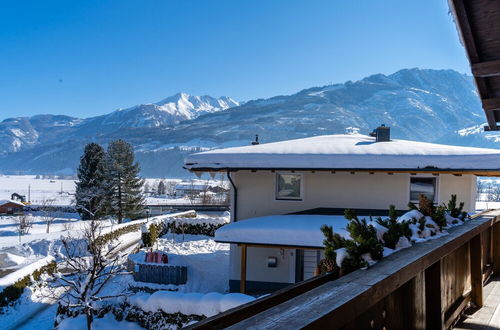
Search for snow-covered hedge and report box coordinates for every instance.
[56,291,254,329]
[320,194,469,276]
[142,214,229,247]
[0,256,57,308]
[57,303,205,330]
[96,223,142,247]
[129,291,255,317]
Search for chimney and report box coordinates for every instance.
[251,135,260,145]
[370,124,390,142]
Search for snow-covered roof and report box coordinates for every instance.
[214,215,350,248]
[184,134,500,172]
[174,183,209,191]
[0,199,24,207]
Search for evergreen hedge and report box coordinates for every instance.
[95,223,142,247]
[141,219,226,247]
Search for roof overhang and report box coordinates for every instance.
[449,0,500,130]
[185,167,500,177]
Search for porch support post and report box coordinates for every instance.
[240,244,247,293]
[470,234,484,307]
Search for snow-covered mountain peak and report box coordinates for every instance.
[89,92,240,130]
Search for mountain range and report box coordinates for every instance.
[0,68,498,177]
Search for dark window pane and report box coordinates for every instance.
[410,177,436,201]
[277,174,301,199]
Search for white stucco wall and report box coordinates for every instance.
[227,171,477,285]
[231,171,476,221]
[229,245,296,283]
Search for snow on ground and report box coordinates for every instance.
[130,233,230,293]
[57,313,144,330]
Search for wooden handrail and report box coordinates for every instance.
[188,210,500,329]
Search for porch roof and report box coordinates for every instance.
[214,214,350,249]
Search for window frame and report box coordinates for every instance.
[275,172,303,201]
[409,176,438,203]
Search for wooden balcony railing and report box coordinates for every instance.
[187,210,500,330]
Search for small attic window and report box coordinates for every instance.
[276,173,302,200]
[410,177,436,202]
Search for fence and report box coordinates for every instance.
[132,262,188,285]
[187,210,500,329]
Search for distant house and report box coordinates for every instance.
[184,127,500,294]
[0,200,25,215]
[174,182,209,197]
[10,193,26,203]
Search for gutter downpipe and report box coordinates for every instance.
[227,170,237,222]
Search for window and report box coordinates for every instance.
[276,173,302,200]
[410,177,436,202]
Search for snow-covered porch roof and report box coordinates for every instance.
[184,134,500,175]
[214,215,350,249]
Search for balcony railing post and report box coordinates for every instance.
[470,234,484,308]
[425,260,444,329]
[493,221,500,273]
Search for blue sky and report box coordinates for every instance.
[0,0,469,120]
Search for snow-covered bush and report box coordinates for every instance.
[375,205,411,249]
[56,303,205,330]
[320,209,383,275]
[408,195,447,229]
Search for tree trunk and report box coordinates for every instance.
[86,312,93,330]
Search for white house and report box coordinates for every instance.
[184,129,500,294]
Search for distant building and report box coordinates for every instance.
[0,200,25,215]
[174,182,209,197]
[10,193,26,203]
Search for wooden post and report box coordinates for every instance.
[240,244,247,294]
[425,260,444,329]
[493,221,500,273]
[470,234,484,308]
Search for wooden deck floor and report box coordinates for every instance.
[456,276,500,330]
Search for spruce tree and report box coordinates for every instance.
[106,140,145,223]
[158,180,166,195]
[75,143,108,220]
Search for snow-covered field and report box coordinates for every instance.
[0,175,227,206]
[0,175,76,205]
